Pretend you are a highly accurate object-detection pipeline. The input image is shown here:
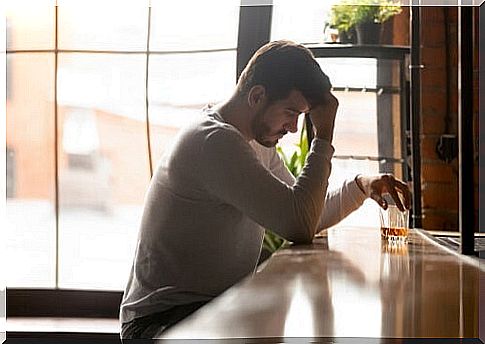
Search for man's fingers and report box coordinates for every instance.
[371,192,388,209]
[394,180,412,209]
[388,186,405,211]
[368,174,412,211]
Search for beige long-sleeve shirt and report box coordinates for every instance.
[120,110,367,324]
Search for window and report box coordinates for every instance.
[271,0,330,44]
[6,0,240,291]
[6,53,57,288]
[6,0,55,51]
[57,53,149,290]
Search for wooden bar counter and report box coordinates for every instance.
[161,226,484,340]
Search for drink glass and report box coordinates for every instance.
[379,205,409,243]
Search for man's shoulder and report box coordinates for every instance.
[196,113,246,145]
[174,113,247,156]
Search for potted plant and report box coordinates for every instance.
[329,0,402,45]
[328,3,357,44]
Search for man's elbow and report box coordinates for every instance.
[278,214,317,245]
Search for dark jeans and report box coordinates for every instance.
[120,301,208,340]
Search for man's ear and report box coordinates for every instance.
[247,85,266,108]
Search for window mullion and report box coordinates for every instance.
[54,1,60,290]
[145,3,153,178]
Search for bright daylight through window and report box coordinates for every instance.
[6,0,239,290]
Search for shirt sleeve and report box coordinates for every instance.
[316,178,368,229]
[266,147,367,230]
[199,128,333,244]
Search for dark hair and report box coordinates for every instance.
[236,40,332,107]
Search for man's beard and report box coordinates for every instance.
[250,107,282,147]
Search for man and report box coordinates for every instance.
[120,40,411,339]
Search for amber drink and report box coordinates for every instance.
[379,205,409,243]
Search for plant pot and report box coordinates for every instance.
[355,22,382,45]
[338,27,357,44]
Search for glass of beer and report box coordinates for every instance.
[379,205,409,243]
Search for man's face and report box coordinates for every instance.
[251,89,310,147]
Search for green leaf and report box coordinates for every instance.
[263,229,287,253]
[276,146,290,167]
[299,127,309,168]
[289,151,298,170]
[329,0,401,28]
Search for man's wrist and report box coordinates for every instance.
[314,127,333,143]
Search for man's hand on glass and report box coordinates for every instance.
[355,174,412,211]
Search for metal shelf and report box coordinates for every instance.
[305,43,410,59]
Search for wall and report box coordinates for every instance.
[418,7,479,231]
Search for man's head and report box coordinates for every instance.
[235,40,332,147]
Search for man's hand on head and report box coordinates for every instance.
[355,174,412,211]
[308,92,339,143]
